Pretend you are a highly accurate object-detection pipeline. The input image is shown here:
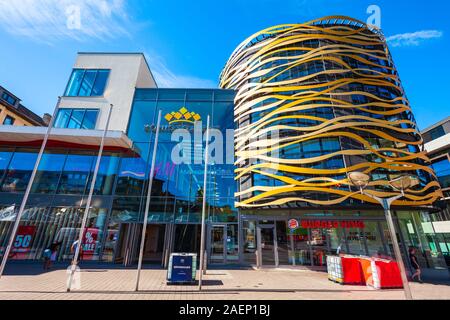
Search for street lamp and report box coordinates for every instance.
[347,172,416,300]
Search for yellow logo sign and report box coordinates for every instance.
[164,107,201,124]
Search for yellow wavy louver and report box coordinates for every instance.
[219,16,442,209]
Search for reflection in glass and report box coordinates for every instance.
[115,157,147,196]
[32,153,66,194]
[2,151,38,193]
[57,154,94,195]
[0,151,13,186]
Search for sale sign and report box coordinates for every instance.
[82,228,99,255]
[12,226,36,253]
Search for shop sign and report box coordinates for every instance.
[288,219,299,231]
[82,228,98,254]
[301,220,365,229]
[12,226,36,253]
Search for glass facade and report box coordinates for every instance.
[220,17,440,210]
[432,157,450,189]
[219,17,445,271]
[64,69,110,97]
[0,88,238,266]
[54,108,99,129]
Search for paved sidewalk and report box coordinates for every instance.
[0,263,449,300]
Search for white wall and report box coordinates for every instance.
[59,53,157,133]
[424,133,450,155]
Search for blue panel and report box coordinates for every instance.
[65,69,85,96]
[1,151,38,192]
[91,70,110,96]
[67,109,85,129]
[57,154,94,194]
[54,109,72,128]
[81,110,99,129]
[78,70,97,97]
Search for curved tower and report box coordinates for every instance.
[220,16,442,210]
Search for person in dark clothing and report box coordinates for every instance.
[409,247,423,283]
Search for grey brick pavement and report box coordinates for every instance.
[0,263,449,300]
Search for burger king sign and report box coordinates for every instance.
[288,219,299,231]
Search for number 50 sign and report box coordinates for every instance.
[13,226,36,253]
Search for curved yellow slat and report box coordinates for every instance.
[220,16,440,208]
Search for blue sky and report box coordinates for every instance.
[0,0,448,129]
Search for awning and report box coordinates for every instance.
[0,125,133,151]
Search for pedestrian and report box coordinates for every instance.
[43,246,52,270]
[49,243,60,268]
[43,243,59,270]
[409,247,423,283]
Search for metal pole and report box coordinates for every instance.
[382,199,413,300]
[67,104,113,292]
[199,115,210,290]
[0,97,61,280]
[135,110,162,291]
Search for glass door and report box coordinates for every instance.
[210,225,226,263]
[257,225,278,267]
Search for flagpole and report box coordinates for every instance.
[0,97,61,280]
[135,110,162,291]
[67,104,113,292]
[198,115,210,291]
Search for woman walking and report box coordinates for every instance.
[409,247,423,283]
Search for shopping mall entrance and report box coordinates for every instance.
[207,224,239,264]
[115,223,166,265]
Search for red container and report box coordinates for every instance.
[341,256,366,285]
[374,260,403,289]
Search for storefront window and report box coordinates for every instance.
[31,153,66,194]
[111,197,142,223]
[101,222,119,262]
[363,221,387,257]
[115,156,147,196]
[344,227,366,256]
[2,206,106,262]
[399,211,448,269]
[290,227,311,266]
[276,221,289,265]
[1,151,38,193]
[89,154,120,195]
[57,153,94,195]
[0,151,13,186]
[242,220,257,264]
[227,224,239,261]
[310,228,328,266]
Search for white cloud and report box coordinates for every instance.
[0,0,130,43]
[386,30,443,47]
[147,54,217,89]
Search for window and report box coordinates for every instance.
[432,158,450,188]
[54,108,99,129]
[57,154,94,195]
[430,126,446,141]
[1,92,17,106]
[64,69,110,97]
[31,153,66,194]
[3,116,15,125]
[1,151,38,192]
